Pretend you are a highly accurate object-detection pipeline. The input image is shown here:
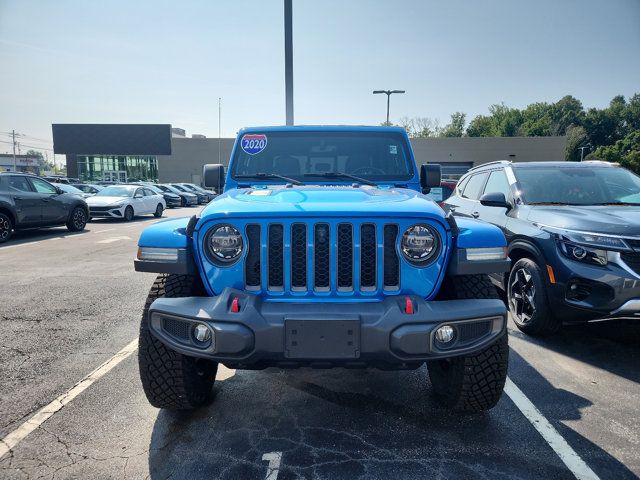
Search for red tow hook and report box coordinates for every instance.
[404,297,414,314]
[231,297,240,313]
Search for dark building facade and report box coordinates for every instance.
[52,124,171,182]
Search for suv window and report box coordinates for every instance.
[30,177,58,194]
[8,176,33,193]
[456,176,470,195]
[483,170,511,197]
[462,173,488,200]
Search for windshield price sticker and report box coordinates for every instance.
[241,134,268,155]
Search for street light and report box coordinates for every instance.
[373,90,405,124]
[578,146,589,162]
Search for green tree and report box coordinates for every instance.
[518,102,552,136]
[564,125,588,162]
[25,149,54,172]
[624,93,640,131]
[550,95,584,135]
[587,130,640,172]
[466,115,495,137]
[440,112,466,137]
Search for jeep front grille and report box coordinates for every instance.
[243,221,401,294]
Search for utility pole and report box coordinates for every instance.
[284,0,294,125]
[372,90,405,124]
[11,130,17,172]
[218,97,222,164]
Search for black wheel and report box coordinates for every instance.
[180,197,187,207]
[508,258,559,336]
[139,274,218,410]
[428,274,508,412]
[124,205,134,221]
[154,204,164,218]
[0,213,13,244]
[66,206,87,232]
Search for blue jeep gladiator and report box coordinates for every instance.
[134,126,510,412]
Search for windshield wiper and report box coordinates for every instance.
[303,171,376,186]
[235,173,304,186]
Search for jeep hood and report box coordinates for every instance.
[199,185,443,218]
[528,205,640,236]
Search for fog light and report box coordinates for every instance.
[572,246,587,260]
[193,324,212,343]
[435,325,455,344]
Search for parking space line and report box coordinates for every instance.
[0,339,138,460]
[504,377,600,480]
[96,236,131,244]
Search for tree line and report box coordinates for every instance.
[392,93,640,172]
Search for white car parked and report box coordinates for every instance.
[86,185,166,221]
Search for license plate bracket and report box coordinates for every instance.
[284,319,360,359]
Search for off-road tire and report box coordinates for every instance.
[153,204,163,218]
[66,206,87,232]
[138,274,218,409]
[0,213,13,243]
[508,258,560,336]
[428,274,508,412]
[124,206,134,222]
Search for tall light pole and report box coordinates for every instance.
[284,0,294,125]
[578,146,588,162]
[373,90,405,124]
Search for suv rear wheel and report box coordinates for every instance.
[138,274,218,409]
[508,258,560,336]
[0,213,13,243]
[428,274,509,412]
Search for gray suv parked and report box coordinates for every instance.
[0,173,89,243]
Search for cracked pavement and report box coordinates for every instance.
[0,206,638,479]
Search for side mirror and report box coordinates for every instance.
[420,164,441,193]
[203,164,225,192]
[55,187,63,195]
[480,192,511,209]
[134,193,143,199]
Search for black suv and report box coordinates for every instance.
[444,160,640,336]
[0,173,89,243]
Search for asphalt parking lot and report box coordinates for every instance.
[0,207,638,480]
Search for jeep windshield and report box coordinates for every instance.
[514,165,640,205]
[231,131,414,183]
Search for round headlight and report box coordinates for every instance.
[206,225,243,264]
[401,224,439,264]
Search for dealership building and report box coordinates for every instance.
[52,123,567,184]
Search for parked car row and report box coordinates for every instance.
[0,173,212,244]
[442,160,640,335]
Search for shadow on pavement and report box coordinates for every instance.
[0,227,87,247]
[511,318,640,384]
[145,349,637,480]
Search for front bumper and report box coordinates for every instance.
[88,205,125,218]
[543,246,640,321]
[147,288,507,369]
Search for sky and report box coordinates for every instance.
[0,0,639,163]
